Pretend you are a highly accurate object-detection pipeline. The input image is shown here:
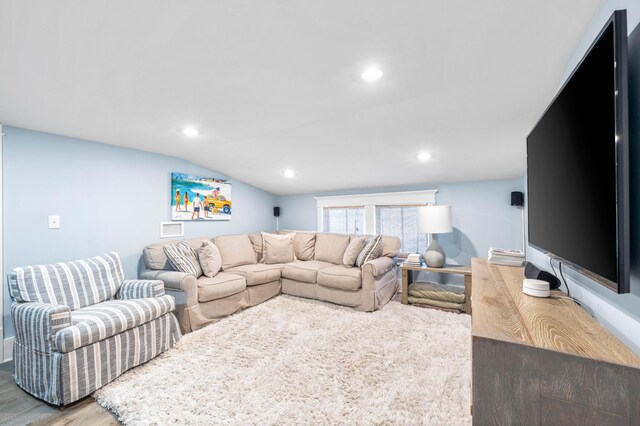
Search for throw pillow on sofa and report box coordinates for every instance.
[163,241,203,277]
[198,240,222,277]
[355,235,383,267]
[261,232,296,264]
[343,236,367,268]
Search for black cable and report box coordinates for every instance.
[548,257,566,295]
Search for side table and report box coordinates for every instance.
[401,263,472,314]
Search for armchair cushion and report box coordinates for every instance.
[117,279,165,299]
[54,295,175,353]
[11,302,71,353]
[8,252,124,310]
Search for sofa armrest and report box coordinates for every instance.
[11,302,71,353]
[140,269,198,307]
[362,256,396,277]
[361,257,397,292]
[118,279,165,299]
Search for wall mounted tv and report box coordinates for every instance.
[527,10,629,293]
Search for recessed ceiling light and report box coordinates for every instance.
[361,67,383,82]
[284,169,295,178]
[417,152,432,162]
[182,127,199,137]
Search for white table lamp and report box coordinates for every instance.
[418,205,453,268]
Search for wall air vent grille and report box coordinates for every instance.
[160,222,184,238]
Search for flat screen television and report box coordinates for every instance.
[527,10,629,293]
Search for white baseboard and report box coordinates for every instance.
[3,337,14,363]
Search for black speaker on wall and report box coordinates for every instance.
[511,191,524,207]
[274,207,280,217]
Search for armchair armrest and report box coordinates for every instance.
[117,279,165,299]
[140,269,198,307]
[11,302,71,353]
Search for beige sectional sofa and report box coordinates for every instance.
[141,231,400,333]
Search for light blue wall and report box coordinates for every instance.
[526,2,640,354]
[3,126,277,337]
[277,178,525,268]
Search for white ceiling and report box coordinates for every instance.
[0,0,601,195]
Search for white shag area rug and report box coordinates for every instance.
[94,296,471,425]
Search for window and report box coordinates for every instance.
[375,206,428,255]
[315,190,438,252]
[322,207,364,234]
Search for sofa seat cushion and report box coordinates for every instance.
[317,265,363,291]
[197,273,246,302]
[226,263,284,286]
[54,295,175,353]
[282,260,334,284]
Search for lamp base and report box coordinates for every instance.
[424,237,446,268]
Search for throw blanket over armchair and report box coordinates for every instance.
[8,252,181,405]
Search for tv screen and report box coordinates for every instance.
[527,10,629,293]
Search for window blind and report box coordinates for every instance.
[322,207,364,234]
[375,206,428,255]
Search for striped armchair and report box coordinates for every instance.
[8,252,182,405]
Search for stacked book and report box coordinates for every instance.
[403,253,423,267]
[488,247,525,267]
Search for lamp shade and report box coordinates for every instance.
[418,205,453,234]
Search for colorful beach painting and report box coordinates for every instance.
[171,172,232,221]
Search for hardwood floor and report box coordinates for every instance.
[0,361,118,425]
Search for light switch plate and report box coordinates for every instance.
[48,215,60,229]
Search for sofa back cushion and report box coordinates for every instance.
[294,232,316,261]
[143,237,208,270]
[314,233,350,264]
[277,230,316,260]
[214,234,258,270]
[8,252,124,310]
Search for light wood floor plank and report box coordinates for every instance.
[0,361,118,425]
